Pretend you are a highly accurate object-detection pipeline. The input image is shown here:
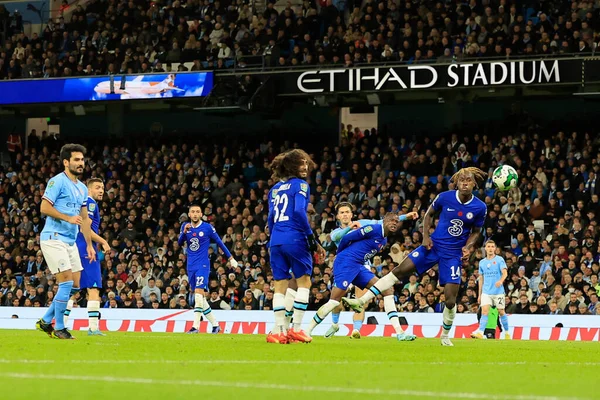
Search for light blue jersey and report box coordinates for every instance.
[41,172,88,245]
[479,256,507,296]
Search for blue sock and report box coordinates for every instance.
[42,302,56,324]
[54,281,73,330]
[500,315,509,331]
[332,313,340,324]
[478,314,488,332]
[353,319,363,331]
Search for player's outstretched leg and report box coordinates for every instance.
[324,304,343,338]
[343,256,416,313]
[307,299,340,337]
[382,289,416,341]
[307,287,347,337]
[441,284,459,346]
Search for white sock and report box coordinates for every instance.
[308,299,340,334]
[64,299,74,326]
[383,295,404,334]
[442,304,457,336]
[273,293,286,334]
[193,293,204,329]
[202,296,218,327]
[292,287,310,330]
[284,288,297,327]
[88,300,100,331]
[360,274,399,305]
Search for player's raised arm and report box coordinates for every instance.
[330,226,352,243]
[338,224,381,252]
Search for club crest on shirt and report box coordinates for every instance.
[199,231,204,237]
[466,212,473,220]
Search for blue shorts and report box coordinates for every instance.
[79,256,102,289]
[407,245,462,285]
[270,243,312,281]
[189,268,209,291]
[333,259,375,291]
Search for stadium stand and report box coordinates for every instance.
[0,0,599,78]
[1,117,600,317]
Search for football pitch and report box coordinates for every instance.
[0,330,595,400]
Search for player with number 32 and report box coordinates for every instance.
[267,149,325,345]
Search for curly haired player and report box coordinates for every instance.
[267,149,325,344]
[343,167,487,346]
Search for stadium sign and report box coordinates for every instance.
[3,308,600,341]
[294,59,581,94]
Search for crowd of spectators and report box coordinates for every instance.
[2,116,600,318]
[1,0,600,79]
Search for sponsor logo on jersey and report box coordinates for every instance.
[447,208,455,211]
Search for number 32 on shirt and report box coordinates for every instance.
[273,193,289,223]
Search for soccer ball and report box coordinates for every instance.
[492,165,518,191]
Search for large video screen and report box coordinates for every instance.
[0,72,213,105]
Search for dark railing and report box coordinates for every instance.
[222,50,600,75]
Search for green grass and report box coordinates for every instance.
[0,330,594,400]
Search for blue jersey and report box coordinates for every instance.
[479,256,507,296]
[430,191,487,252]
[330,219,382,247]
[178,221,232,270]
[337,224,387,264]
[76,197,100,250]
[41,172,88,245]
[268,178,312,247]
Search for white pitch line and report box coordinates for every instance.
[0,372,586,400]
[0,359,599,367]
